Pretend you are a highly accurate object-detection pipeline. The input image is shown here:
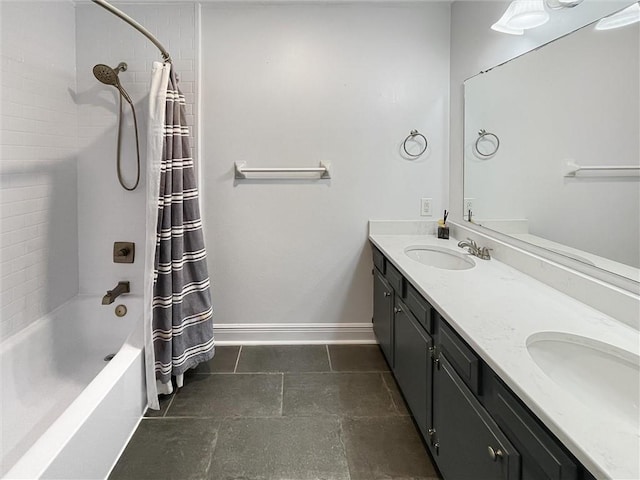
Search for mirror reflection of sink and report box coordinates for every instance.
[527,332,639,424]
[404,246,475,270]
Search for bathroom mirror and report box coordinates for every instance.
[463,6,640,285]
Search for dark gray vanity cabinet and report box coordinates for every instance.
[392,299,433,440]
[370,245,586,480]
[372,246,405,368]
[373,268,394,367]
[372,245,433,438]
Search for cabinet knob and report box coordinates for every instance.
[394,306,402,313]
[384,292,391,297]
[488,446,504,462]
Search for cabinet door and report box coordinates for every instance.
[434,356,521,480]
[484,371,578,480]
[373,269,394,367]
[393,300,433,439]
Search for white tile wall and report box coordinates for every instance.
[1,1,197,340]
[75,2,197,296]
[0,1,79,339]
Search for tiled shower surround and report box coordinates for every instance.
[0,1,79,338]
[0,1,197,339]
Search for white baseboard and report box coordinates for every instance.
[213,322,376,345]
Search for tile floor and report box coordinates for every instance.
[109,345,441,480]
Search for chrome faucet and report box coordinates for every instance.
[102,281,130,305]
[457,238,492,260]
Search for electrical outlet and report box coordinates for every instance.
[421,198,433,217]
[464,198,474,215]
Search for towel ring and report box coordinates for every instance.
[475,129,500,157]
[403,130,428,158]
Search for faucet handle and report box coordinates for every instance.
[467,238,478,248]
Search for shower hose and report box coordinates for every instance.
[116,94,141,191]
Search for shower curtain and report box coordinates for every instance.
[144,62,215,408]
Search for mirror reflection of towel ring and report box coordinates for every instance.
[403,129,428,158]
[475,129,500,157]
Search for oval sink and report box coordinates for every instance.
[527,332,639,424]
[404,246,475,270]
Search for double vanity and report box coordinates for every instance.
[369,222,639,480]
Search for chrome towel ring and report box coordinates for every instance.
[403,130,428,158]
[475,129,500,157]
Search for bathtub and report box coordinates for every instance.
[1,294,146,479]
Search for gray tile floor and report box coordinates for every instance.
[109,345,441,480]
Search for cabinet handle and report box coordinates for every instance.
[394,306,402,313]
[487,446,504,462]
[384,292,391,297]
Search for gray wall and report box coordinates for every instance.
[200,2,451,334]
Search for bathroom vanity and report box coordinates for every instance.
[369,223,639,480]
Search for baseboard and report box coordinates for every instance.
[213,322,376,345]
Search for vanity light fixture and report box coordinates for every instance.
[491,1,550,35]
[595,3,640,31]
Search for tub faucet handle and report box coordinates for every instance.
[113,242,135,263]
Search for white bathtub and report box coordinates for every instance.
[1,294,146,479]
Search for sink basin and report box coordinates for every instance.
[404,246,475,270]
[527,332,639,424]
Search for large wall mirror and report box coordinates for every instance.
[464,4,639,287]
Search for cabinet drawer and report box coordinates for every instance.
[439,321,481,395]
[386,261,405,296]
[486,375,578,480]
[405,283,433,333]
[372,246,386,274]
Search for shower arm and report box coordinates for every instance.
[91,0,172,63]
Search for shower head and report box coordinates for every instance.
[93,62,126,86]
[93,62,132,103]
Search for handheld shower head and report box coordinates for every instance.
[93,62,132,103]
[92,60,140,191]
[92,62,126,85]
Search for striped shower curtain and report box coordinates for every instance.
[145,63,214,405]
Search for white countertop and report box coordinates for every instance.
[369,229,640,480]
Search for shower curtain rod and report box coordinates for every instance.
[91,0,172,63]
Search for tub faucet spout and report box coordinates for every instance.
[102,281,130,305]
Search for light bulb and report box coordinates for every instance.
[507,1,550,30]
[595,3,640,31]
[492,1,550,35]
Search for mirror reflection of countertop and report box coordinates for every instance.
[369,223,640,480]
[508,232,640,283]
